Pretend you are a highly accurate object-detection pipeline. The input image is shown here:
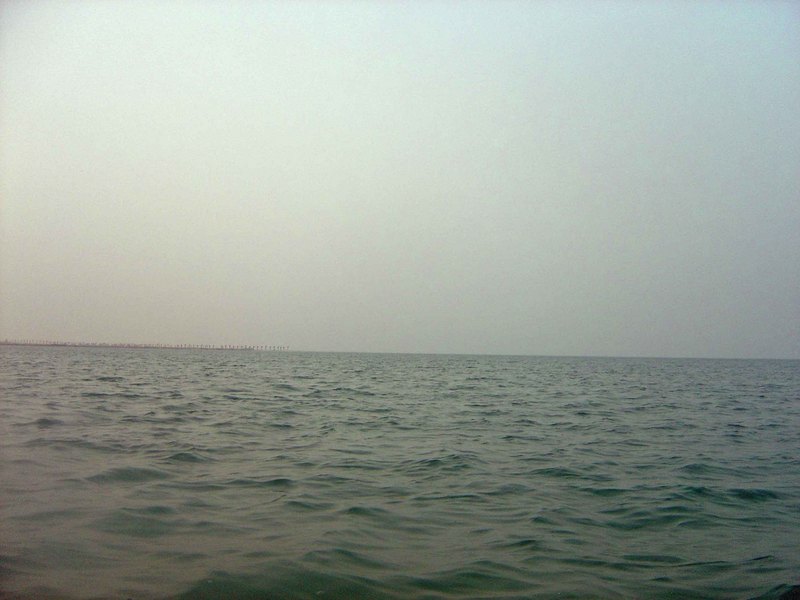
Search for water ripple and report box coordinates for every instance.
[0,348,798,600]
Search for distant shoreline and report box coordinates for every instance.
[3,341,798,360]
[0,340,288,351]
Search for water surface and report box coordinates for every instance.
[1,347,798,599]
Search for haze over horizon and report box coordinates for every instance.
[1,1,798,359]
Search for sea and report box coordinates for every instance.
[1,345,799,600]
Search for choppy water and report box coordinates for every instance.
[1,346,799,600]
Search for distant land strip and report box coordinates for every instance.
[0,339,288,351]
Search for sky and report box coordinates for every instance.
[1,1,798,358]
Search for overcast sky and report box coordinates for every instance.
[1,1,798,358]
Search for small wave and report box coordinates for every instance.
[81,391,113,398]
[682,485,720,498]
[333,386,377,396]
[81,391,142,399]
[606,512,686,530]
[501,433,543,442]
[174,567,390,600]
[120,414,186,424]
[757,584,800,600]
[326,459,384,471]
[272,383,301,392]
[22,437,118,453]
[165,451,213,463]
[621,553,684,564]
[306,474,355,486]
[678,462,746,477]
[529,514,556,524]
[581,486,628,497]
[498,537,545,550]
[669,485,779,506]
[343,505,391,519]
[401,453,478,473]
[226,477,294,488]
[729,488,780,501]
[92,510,177,538]
[133,505,177,515]
[303,548,395,570]
[405,564,533,594]
[486,483,529,496]
[412,493,485,502]
[88,466,172,483]
[530,466,581,478]
[333,447,372,455]
[285,499,335,511]
[676,516,718,529]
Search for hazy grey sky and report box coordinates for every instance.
[1,1,798,358]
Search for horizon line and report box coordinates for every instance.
[1,339,797,361]
[0,339,288,351]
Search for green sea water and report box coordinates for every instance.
[1,346,798,599]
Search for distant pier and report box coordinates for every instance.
[0,339,288,351]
